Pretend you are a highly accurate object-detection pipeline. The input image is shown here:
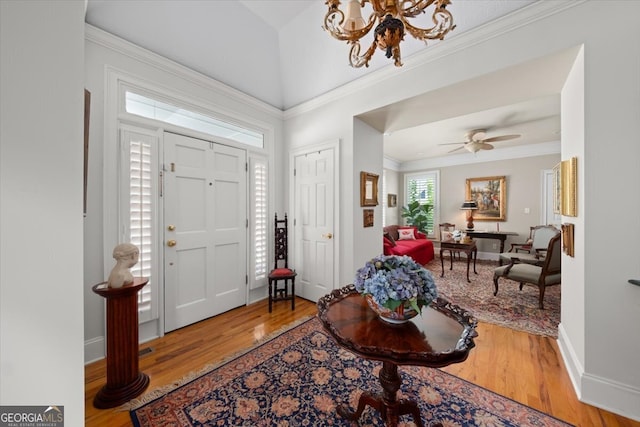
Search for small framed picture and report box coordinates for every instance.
[363,209,374,227]
[360,172,379,207]
[387,193,397,207]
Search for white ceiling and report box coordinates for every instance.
[85,0,568,163]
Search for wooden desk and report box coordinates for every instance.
[465,230,518,253]
[318,286,477,427]
[440,239,477,282]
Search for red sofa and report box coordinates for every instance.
[383,225,435,265]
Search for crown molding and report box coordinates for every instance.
[283,1,584,120]
[85,24,284,120]
[397,140,560,172]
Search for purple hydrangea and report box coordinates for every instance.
[353,254,437,312]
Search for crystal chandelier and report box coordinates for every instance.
[323,0,455,68]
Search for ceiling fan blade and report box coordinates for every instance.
[479,143,494,150]
[447,146,466,153]
[482,134,520,143]
[438,141,468,146]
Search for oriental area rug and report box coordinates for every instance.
[425,259,560,337]
[129,317,572,427]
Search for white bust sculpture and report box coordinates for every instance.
[107,243,140,288]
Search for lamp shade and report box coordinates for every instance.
[460,201,478,210]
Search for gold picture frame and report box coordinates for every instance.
[360,171,379,207]
[561,223,575,257]
[561,157,577,217]
[465,175,506,221]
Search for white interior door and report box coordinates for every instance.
[294,148,335,303]
[163,133,246,332]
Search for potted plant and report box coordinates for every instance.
[401,200,433,234]
[354,254,437,324]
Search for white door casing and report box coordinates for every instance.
[163,132,247,332]
[293,147,336,303]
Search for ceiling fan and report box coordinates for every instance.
[440,129,521,153]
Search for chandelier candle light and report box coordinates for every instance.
[323,0,455,68]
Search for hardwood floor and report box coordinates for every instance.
[85,297,639,427]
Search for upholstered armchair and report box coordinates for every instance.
[493,233,561,309]
[499,225,559,265]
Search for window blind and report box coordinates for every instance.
[249,156,268,289]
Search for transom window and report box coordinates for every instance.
[125,91,264,148]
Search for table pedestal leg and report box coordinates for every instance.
[337,361,434,427]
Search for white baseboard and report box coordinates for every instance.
[581,371,640,421]
[84,336,105,365]
[558,323,640,422]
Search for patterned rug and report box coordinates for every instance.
[129,317,572,427]
[424,258,560,337]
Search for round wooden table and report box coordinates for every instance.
[317,285,477,427]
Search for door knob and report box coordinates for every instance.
[323,233,333,239]
[167,239,177,247]
[167,224,176,231]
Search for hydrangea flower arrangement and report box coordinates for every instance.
[354,254,437,314]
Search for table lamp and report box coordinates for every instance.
[460,201,478,230]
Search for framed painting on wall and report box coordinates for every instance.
[561,157,577,217]
[387,193,397,207]
[360,172,379,206]
[363,209,374,227]
[465,175,506,221]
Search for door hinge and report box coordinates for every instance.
[245,275,248,285]
[246,219,249,228]
[159,171,163,197]
[246,162,248,172]
[293,168,296,176]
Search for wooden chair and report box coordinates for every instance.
[439,223,461,260]
[493,233,561,309]
[499,225,559,265]
[268,213,296,312]
[508,226,536,253]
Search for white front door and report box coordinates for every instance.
[163,132,247,332]
[294,148,335,303]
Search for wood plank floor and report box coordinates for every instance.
[85,297,639,426]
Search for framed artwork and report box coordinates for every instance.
[552,162,561,214]
[465,175,506,221]
[360,171,379,206]
[561,157,577,217]
[363,209,374,227]
[561,223,574,257]
[387,193,397,207]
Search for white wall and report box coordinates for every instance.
[435,154,560,254]
[353,118,384,270]
[284,1,640,420]
[384,168,400,226]
[0,1,85,424]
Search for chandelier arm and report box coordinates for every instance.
[323,9,377,41]
[398,0,443,18]
[400,7,454,41]
[349,39,378,68]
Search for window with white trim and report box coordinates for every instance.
[249,155,268,289]
[125,91,264,148]
[120,127,159,322]
[404,171,439,237]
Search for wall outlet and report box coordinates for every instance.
[524,207,530,214]
[492,243,498,249]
